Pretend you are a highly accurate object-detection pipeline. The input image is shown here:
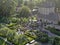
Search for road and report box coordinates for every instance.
[27,23,60,37]
[41,28,59,37]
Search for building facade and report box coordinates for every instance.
[37,0,59,24]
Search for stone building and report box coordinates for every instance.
[37,0,59,24]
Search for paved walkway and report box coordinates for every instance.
[0,37,14,45]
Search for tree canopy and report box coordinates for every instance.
[19,6,31,18]
[0,0,18,18]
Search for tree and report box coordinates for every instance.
[34,30,49,43]
[19,6,31,18]
[18,0,23,6]
[7,30,16,42]
[0,27,10,37]
[53,37,60,45]
[0,0,18,18]
[18,35,29,45]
